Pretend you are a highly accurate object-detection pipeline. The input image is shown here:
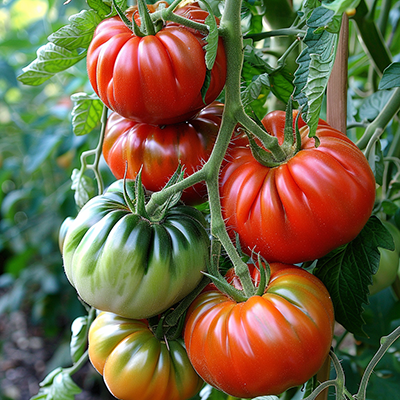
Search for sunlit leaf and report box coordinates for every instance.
[70,93,104,136]
[293,7,339,138]
[31,370,82,400]
[48,10,102,50]
[71,169,96,209]
[70,316,88,363]
[322,0,361,15]
[17,43,86,86]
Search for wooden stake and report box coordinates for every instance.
[316,13,349,400]
[327,14,349,134]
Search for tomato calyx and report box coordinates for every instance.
[122,165,185,223]
[206,240,271,302]
[147,274,211,342]
[247,100,303,167]
[112,0,159,37]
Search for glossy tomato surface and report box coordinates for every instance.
[87,4,227,125]
[103,102,223,205]
[220,110,376,263]
[184,263,335,397]
[62,180,210,319]
[89,312,203,400]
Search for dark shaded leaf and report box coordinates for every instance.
[314,216,395,336]
[379,63,400,90]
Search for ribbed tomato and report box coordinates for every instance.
[220,110,376,263]
[89,312,203,400]
[87,3,227,125]
[102,102,224,205]
[62,179,210,319]
[184,262,335,397]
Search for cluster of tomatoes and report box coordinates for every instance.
[60,2,379,400]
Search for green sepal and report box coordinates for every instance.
[134,169,150,219]
[147,164,184,222]
[137,0,156,36]
[201,271,248,303]
[246,132,282,167]
[122,171,137,214]
[254,254,271,297]
[283,97,294,149]
[112,0,132,30]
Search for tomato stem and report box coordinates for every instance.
[244,28,305,41]
[356,87,400,151]
[153,4,209,34]
[356,325,400,400]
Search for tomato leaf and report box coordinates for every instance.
[48,10,102,50]
[368,139,384,186]
[321,0,361,14]
[242,72,270,110]
[242,45,293,107]
[87,0,112,19]
[359,90,394,121]
[17,43,86,86]
[379,63,400,90]
[70,316,88,363]
[70,92,103,136]
[200,0,219,71]
[313,216,395,336]
[71,169,96,209]
[293,7,340,138]
[31,370,82,400]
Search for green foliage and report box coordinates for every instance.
[293,6,340,138]
[32,369,82,400]
[70,92,103,136]
[2,0,400,399]
[314,217,395,337]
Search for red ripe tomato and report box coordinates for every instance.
[220,110,376,263]
[184,263,335,397]
[87,4,227,125]
[102,102,224,205]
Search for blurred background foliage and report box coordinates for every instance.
[0,0,115,397]
[1,0,400,399]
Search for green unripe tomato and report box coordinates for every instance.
[369,221,400,296]
[62,180,210,319]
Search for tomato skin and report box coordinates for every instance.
[369,222,400,295]
[89,312,203,400]
[87,4,227,125]
[184,263,334,397]
[102,102,224,205]
[62,179,210,319]
[220,110,376,264]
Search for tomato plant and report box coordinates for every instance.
[103,102,224,205]
[184,263,334,397]
[62,179,210,319]
[86,3,227,125]
[14,0,400,399]
[89,311,203,400]
[220,111,376,264]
